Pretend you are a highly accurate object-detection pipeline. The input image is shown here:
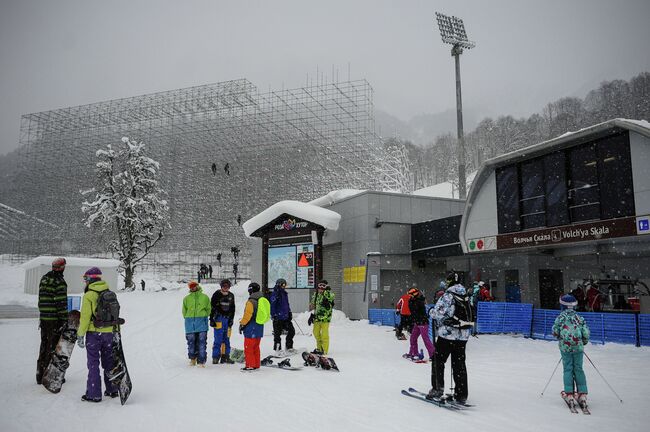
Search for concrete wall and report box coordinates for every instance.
[465,171,498,240]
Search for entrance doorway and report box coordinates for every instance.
[539,269,564,309]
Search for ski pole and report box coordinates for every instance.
[293,318,310,336]
[540,357,562,397]
[584,352,623,403]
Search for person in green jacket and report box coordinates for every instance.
[183,280,211,367]
[552,294,590,408]
[309,280,335,355]
[76,267,118,402]
[36,257,68,385]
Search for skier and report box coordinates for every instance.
[309,280,335,355]
[270,278,295,353]
[404,288,434,360]
[210,279,236,364]
[478,281,493,302]
[211,162,217,176]
[427,271,474,404]
[237,215,242,226]
[552,294,590,409]
[208,265,213,279]
[76,267,118,402]
[239,282,265,371]
[217,253,222,267]
[36,257,68,385]
[140,279,145,291]
[395,289,412,340]
[224,163,230,176]
[182,281,211,367]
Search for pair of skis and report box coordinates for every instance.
[563,395,591,415]
[401,388,474,411]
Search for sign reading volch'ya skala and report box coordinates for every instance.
[495,216,638,250]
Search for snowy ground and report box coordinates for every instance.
[1,262,649,432]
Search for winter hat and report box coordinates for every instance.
[248,282,261,294]
[52,257,66,270]
[446,271,459,287]
[220,279,231,288]
[83,267,102,280]
[478,281,485,287]
[188,280,199,290]
[560,294,578,309]
[408,288,419,296]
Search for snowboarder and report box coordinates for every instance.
[210,279,236,364]
[239,282,265,370]
[211,162,217,176]
[270,278,295,353]
[182,281,210,367]
[224,162,230,176]
[309,280,335,355]
[395,289,412,340]
[77,267,119,402]
[427,271,474,404]
[552,294,590,409]
[36,257,68,385]
[405,288,434,360]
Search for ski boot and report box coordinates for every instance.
[212,357,219,364]
[220,354,235,364]
[425,388,444,401]
[576,393,588,408]
[189,358,197,366]
[104,390,119,398]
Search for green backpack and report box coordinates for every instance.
[256,297,271,324]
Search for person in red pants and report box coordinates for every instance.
[239,282,264,371]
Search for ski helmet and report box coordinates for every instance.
[275,278,287,287]
[248,282,261,294]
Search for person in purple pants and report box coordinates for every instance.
[404,288,435,360]
[76,267,118,402]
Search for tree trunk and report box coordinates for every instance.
[124,264,135,290]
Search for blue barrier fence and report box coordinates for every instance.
[369,302,650,347]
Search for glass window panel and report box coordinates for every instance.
[543,152,569,226]
[522,213,545,230]
[496,165,521,233]
[597,132,635,219]
[568,144,600,222]
[522,197,545,215]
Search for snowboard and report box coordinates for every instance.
[42,310,81,394]
[230,348,245,363]
[261,356,302,370]
[301,351,340,371]
[106,330,132,405]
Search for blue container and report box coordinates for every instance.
[67,295,82,311]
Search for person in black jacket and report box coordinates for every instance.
[210,279,236,364]
[404,288,435,361]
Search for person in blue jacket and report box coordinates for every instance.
[270,278,295,353]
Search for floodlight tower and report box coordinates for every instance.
[435,12,475,200]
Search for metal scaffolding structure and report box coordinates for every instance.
[1,78,387,276]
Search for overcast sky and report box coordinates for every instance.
[1,0,649,155]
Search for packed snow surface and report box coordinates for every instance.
[0,263,648,432]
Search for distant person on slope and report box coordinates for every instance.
[239,282,265,371]
[395,289,412,340]
[182,281,210,368]
[210,279,236,364]
[553,294,590,409]
[309,280,335,355]
[77,267,119,402]
[36,257,68,385]
[270,278,295,353]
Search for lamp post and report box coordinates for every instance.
[435,12,475,200]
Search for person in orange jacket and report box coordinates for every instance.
[395,290,413,339]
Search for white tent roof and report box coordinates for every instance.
[22,256,121,270]
[242,200,341,237]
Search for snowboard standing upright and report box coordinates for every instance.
[42,310,81,394]
[106,328,132,405]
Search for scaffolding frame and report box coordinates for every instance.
[2,78,387,276]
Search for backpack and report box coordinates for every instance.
[93,289,121,327]
[255,296,271,325]
[451,293,474,329]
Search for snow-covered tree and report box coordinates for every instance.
[82,137,170,289]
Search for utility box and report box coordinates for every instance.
[23,256,121,295]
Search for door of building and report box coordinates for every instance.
[539,269,564,309]
[505,270,521,303]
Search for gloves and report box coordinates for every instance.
[77,335,85,349]
[322,298,331,308]
[209,319,216,328]
[307,314,315,326]
[238,324,244,334]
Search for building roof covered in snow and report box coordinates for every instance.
[242,200,341,238]
[308,189,365,207]
[412,171,477,199]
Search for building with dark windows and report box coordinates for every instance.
[460,119,650,310]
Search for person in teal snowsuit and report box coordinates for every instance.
[552,294,590,406]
